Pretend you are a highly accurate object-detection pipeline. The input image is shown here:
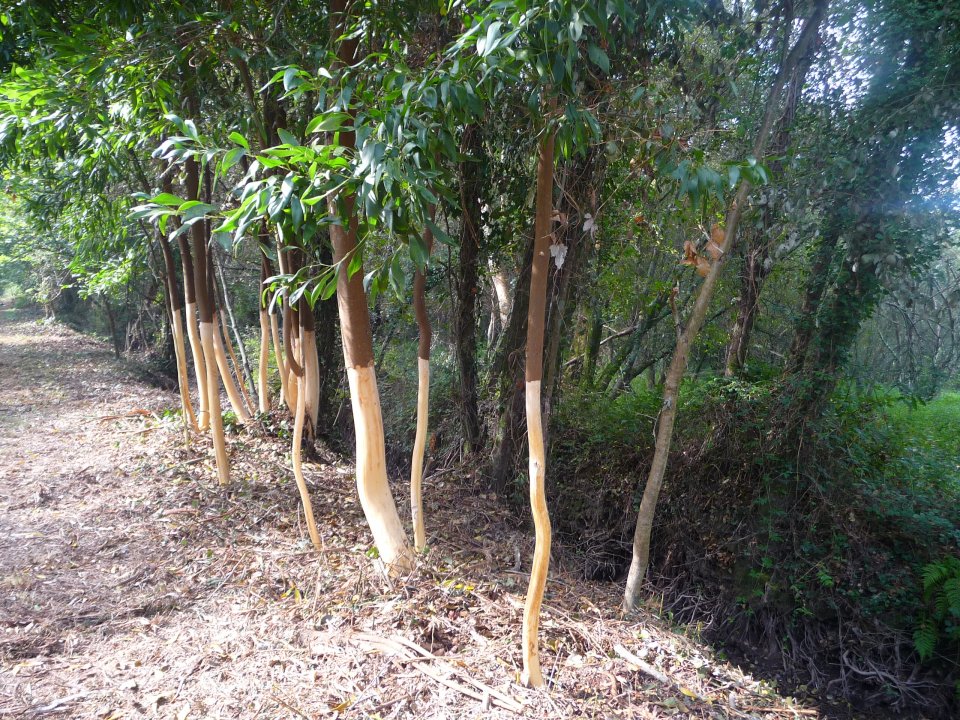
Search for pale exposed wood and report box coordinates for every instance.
[347,364,415,574]
[257,309,271,413]
[210,313,253,424]
[522,379,550,688]
[292,325,322,550]
[410,357,430,551]
[199,321,230,485]
[184,301,210,431]
[302,328,320,435]
[170,310,199,432]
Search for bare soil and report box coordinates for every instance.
[0,306,824,719]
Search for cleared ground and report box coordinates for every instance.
[0,306,821,719]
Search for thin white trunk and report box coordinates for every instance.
[410,357,430,551]
[258,309,271,413]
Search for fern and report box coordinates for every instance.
[914,620,937,661]
[915,556,960,660]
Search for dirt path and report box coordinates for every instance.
[0,307,822,719]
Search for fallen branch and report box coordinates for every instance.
[351,632,523,713]
[614,644,708,703]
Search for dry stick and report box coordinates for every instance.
[622,1,827,613]
[521,125,557,689]
[410,210,435,552]
[291,322,322,550]
[613,644,707,702]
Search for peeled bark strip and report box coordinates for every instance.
[410,220,434,552]
[622,2,827,613]
[521,128,556,689]
[291,323,323,550]
[329,0,414,574]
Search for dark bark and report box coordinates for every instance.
[453,124,484,452]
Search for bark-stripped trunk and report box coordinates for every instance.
[454,125,484,452]
[410,220,434,552]
[521,129,556,689]
[622,2,827,613]
[185,154,230,485]
[158,230,198,431]
[329,0,413,574]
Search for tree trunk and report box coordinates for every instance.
[410,220,434,552]
[521,128,555,689]
[453,124,484,453]
[329,0,413,574]
[622,1,827,612]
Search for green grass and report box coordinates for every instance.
[886,391,960,457]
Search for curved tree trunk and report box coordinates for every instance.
[329,0,413,575]
[622,1,827,613]
[521,128,555,688]
[410,220,434,552]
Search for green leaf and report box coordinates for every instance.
[306,112,351,134]
[150,193,185,206]
[229,131,249,150]
[276,128,300,147]
[587,44,610,74]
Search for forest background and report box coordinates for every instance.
[0,0,958,716]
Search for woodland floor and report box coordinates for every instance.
[0,305,829,720]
